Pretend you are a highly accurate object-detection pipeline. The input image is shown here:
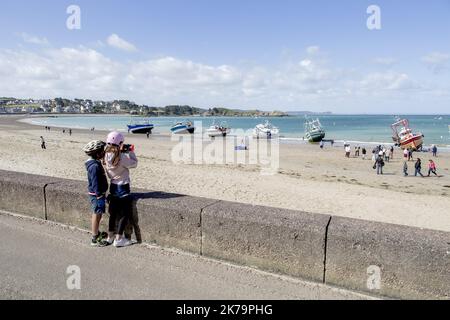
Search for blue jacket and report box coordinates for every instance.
[85,159,108,197]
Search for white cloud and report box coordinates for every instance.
[360,72,419,92]
[0,46,448,112]
[422,52,449,73]
[106,34,137,52]
[18,32,49,45]
[373,57,396,66]
[306,46,320,55]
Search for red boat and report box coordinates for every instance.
[391,119,424,150]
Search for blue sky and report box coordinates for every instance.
[0,0,449,113]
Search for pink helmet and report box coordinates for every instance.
[106,131,124,146]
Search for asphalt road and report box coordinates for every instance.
[0,212,374,300]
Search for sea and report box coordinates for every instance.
[22,114,450,148]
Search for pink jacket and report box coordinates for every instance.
[104,151,138,185]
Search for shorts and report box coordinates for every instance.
[89,195,106,215]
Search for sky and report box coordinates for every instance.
[0,0,449,113]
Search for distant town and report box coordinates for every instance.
[0,97,295,117]
[0,97,335,117]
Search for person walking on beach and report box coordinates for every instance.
[355,146,360,157]
[104,131,138,248]
[40,136,46,150]
[384,147,390,162]
[371,148,376,161]
[381,147,387,162]
[345,144,351,158]
[403,161,408,176]
[432,145,437,157]
[374,152,384,175]
[389,146,394,160]
[414,158,424,177]
[83,140,109,247]
[427,159,438,176]
[408,147,414,161]
[362,147,366,160]
[69,129,72,136]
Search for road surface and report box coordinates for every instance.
[0,212,374,300]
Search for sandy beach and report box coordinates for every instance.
[1,115,449,232]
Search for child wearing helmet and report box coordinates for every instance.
[104,131,138,247]
[83,140,109,247]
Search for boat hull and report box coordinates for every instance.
[398,135,423,150]
[305,130,325,142]
[127,125,154,134]
[171,125,195,134]
[207,128,230,137]
[252,126,279,139]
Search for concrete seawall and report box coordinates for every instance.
[0,169,448,299]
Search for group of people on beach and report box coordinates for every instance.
[402,151,438,178]
[340,142,440,177]
[61,128,72,136]
[83,131,139,247]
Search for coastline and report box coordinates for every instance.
[18,113,450,149]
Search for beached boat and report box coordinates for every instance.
[127,119,154,134]
[171,120,195,134]
[206,121,230,137]
[304,118,325,142]
[391,118,424,150]
[252,120,279,139]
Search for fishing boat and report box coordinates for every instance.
[391,118,424,150]
[206,120,231,137]
[171,120,195,134]
[252,120,279,139]
[127,119,154,134]
[304,118,325,142]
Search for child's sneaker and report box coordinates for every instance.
[90,233,109,247]
[113,237,133,248]
[99,231,108,239]
[91,237,108,247]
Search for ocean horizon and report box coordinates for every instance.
[22,114,450,148]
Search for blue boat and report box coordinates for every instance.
[127,119,154,134]
[170,121,195,134]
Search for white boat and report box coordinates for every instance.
[252,120,279,139]
[304,118,325,142]
[206,121,230,137]
[171,120,195,134]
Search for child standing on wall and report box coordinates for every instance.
[83,140,109,247]
[104,131,138,248]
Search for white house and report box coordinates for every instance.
[52,106,62,113]
[113,102,121,111]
